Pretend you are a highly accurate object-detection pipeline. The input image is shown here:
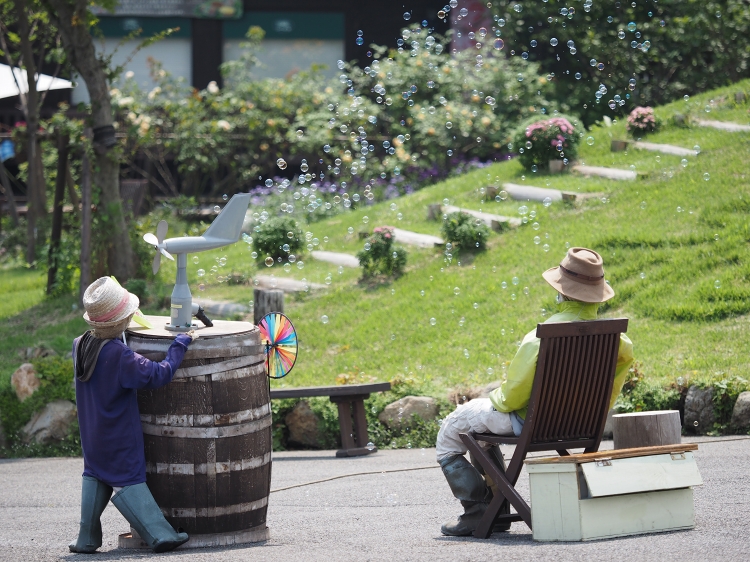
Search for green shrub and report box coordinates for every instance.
[252,216,303,262]
[124,278,149,304]
[356,226,407,279]
[0,356,81,457]
[441,212,491,252]
[512,115,580,171]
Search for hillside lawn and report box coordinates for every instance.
[1,79,749,400]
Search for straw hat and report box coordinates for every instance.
[542,247,615,303]
[83,277,140,329]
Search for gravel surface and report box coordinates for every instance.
[1,437,748,561]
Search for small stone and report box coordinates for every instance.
[683,386,715,434]
[11,363,41,402]
[21,400,77,444]
[285,401,325,448]
[379,396,439,429]
[730,391,750,431]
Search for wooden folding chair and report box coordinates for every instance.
[460,318,628,538]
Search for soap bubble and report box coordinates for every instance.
[512,276,519,285]
[627,21,637,32]
[430,317,437,326]
[198,283,205,291]
[714,280,721,289]
[363,216,369,224]
[222,194,228,201]
[704,173,710,181]
[403,11,411,20]
[366,441,376,451]
[192,256,199,264]
[265,257,274,267]
[693,145,701,154]
[640,272,646,279]
[473,302,479,309]
[681,159,688,168]
[321,315,329,324]
[297,261,305,269]
[197,269,205,277]
[550,38,558,46]
[213,205,221,213]
[454,287,460,295]
[693,420,699,427]
[494,39,505,50]
[543,197,552,207]
[586,136,595,146]
[276,158,287,170]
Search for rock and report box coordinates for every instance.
[24,346,56,360]
[602,408,616,439]
[684,386,715,434]
[21,400,77,444]
[730,391,750,431]
[378,396,439,429]
[284,401,325,448]
[11,363,41,402]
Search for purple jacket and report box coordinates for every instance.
[73,334,191,487]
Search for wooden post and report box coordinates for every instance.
[47,133,69,294]
[612,411,682,450]
[427,203,442,221]
[79,134,92,306]
[253,287,284,325]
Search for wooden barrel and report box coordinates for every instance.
[121,316,270,548]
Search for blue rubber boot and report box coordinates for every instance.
[69,476,113,553]
[111,483,188,553]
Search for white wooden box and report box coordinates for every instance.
[526,446,702,541]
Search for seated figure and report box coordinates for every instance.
[436,247,634,536]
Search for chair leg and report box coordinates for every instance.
[460,433,533,534]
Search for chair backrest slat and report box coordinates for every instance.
[525,319,627,445]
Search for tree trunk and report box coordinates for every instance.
[47,133,69,294]
[45,0,134,280]
[13,0,46,264]
[79,136,92,305]
[0,162,19,227]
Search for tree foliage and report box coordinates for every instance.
[490,0,750,125]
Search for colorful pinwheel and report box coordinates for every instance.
[258,312,298,379]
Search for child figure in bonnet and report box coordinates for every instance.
[70,277,195,553]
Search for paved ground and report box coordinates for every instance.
[1,437,749,561]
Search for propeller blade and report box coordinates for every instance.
[152,251,161,275]
[156,220,169,243]
[143,232,159,246]
[160,248,174,261]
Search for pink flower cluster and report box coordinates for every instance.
[373,226,394,239]
[525,117,575,138]
[627,106,657,132]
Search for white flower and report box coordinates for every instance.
[147,86,162,100]
[127,111,137,122]
[117,96,134,106]
[216,119,231,131]
[138,121,150,135]
[207,81,219,94]
[109,88,121,98]
[124,70,135,79]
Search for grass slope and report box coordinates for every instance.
[1,80,748,399]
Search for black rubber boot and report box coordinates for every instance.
[69,476,113,553]
[439,455,491,536]
[470,446,512,532]
[111,483,188,553]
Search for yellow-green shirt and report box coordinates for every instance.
[489,301,634,419]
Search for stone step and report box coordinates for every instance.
[253,275,327,293]
[311,250,360,268]
[197,299,249,317]
[392,227,444,248]
[442,204,522,229]
[501,183,602,204]
[631,141,698,157]
[571,165,638,180]
[695,119,750,132]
